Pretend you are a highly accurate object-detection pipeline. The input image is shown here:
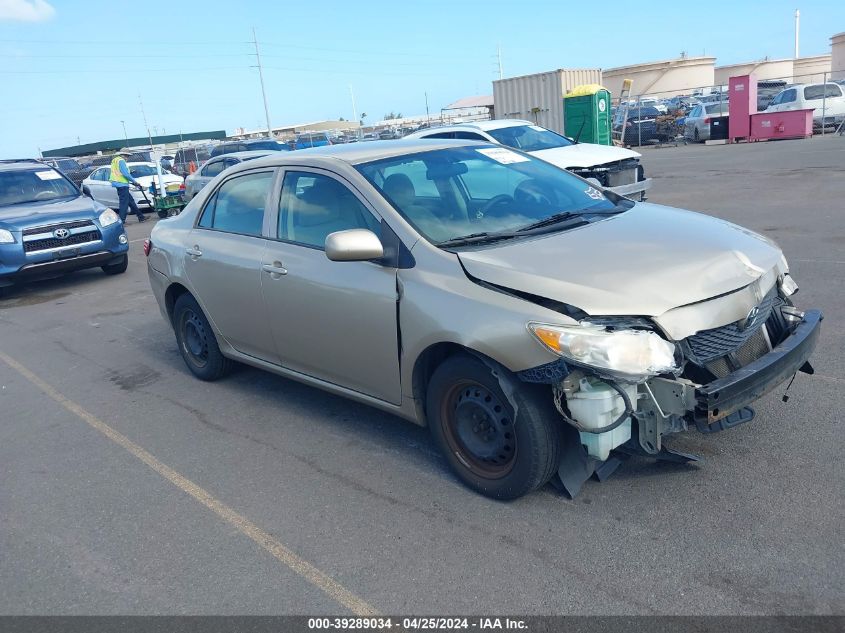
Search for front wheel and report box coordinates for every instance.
[101,254,128,275]
[157,209,169,218]
[173,293,232,381]
[426,354,563,500]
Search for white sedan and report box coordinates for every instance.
[406,120,651,200]
[82,162,184,211]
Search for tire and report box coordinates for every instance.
[157,210,168,219]
[101,254,128,275]
[694,127,700,142]
[426,354,563,500]
[173,293,232,381]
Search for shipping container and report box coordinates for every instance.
[493,69,603,135]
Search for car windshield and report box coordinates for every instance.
[486,125,574,151]
[356,145,627,246]
[56,159,82,171]
[0,169,78,206]
[128,165,160,177]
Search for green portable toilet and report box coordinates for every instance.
[563,84,612,145]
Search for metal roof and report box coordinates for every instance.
[443,95,494,110]
[42,130,227,158]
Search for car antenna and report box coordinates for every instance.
[574,118,587,144]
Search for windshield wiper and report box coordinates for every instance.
[436,231,520,248]
[516,211,582,232]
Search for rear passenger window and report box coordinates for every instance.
[453,131,488,140]
[197,171,273,236]
[804,84,842,100]
[200,160,225,178]
[422,132,455,139]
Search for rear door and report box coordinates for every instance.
[183,168,279,362]
[90,168,117,206]
[260,168,401,403]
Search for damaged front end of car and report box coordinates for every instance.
[568,158,651,201]
[518,270,822,497]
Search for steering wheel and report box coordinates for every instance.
[514,179,555,206]
[34,191,56,200]
[475,194,513,220]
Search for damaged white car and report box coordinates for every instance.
[146,140,820,500]
[406,119,651,201]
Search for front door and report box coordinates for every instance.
[261,168,401,404]
[183,169,278,362]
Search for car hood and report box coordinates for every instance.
[457,203,783,318]
[530,143,641,169]
[0,195,104,230]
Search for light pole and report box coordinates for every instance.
[120,120,128,142]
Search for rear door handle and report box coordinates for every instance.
[186,246,202,258]
[262,262,287,276]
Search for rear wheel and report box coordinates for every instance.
[426,354,563,500]
[173,293,232,381]
[101,254,128,275]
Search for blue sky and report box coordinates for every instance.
[0,0,840,157]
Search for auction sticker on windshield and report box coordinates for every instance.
[35,170,63,180]
[476,147,530,164]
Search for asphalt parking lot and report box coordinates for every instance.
[1,136,843,616]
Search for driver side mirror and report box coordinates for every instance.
[325,229,384,262]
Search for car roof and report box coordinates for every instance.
[406,119,541,139]
[246,138,491,167]
[211,150,275,160]
[417,119,533,134]
[0,159,57,173]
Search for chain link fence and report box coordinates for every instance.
[612,70,845,147]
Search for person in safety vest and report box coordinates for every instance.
[109,151,146,223]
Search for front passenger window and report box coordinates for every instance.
[197,171,273,237]
[278,172,379,248]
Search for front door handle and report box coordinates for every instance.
[186,245,202,258]
[262,262,287,276]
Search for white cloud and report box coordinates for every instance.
[0,0,56,22]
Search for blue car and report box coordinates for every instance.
[0,159,129,295]
[294,132,332,149]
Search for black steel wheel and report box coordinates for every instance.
[426,354,564,500]
[173,293,232,381]
[441,381,517,479]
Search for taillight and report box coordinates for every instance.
[704,117,710,124]
[143,239,152,257]
[179,182,186,191]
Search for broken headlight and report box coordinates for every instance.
[528,322,678,381]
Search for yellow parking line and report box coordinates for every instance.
[0,350,379,616]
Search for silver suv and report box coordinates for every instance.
[145,140,820,500]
